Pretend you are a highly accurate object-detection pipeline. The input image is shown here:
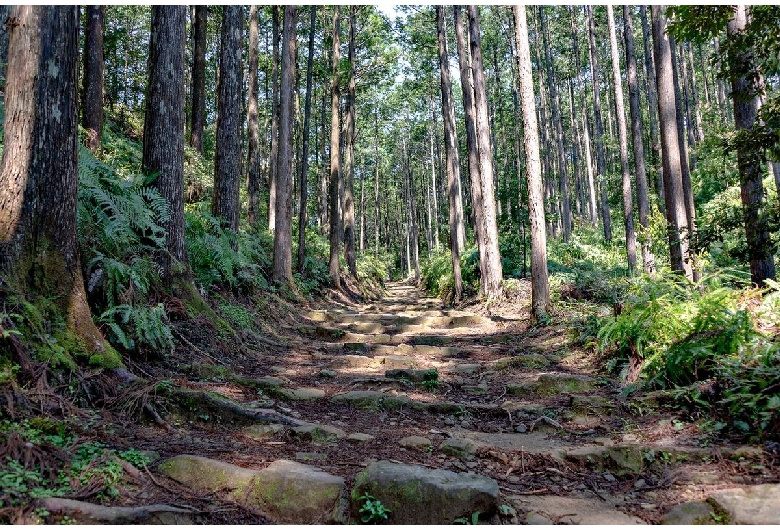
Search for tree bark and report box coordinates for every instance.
[586,5,611,241]
[686,43,705,144]
[651,5,692,279]
[247,5,261,227]
[82,5,104,151]
[343,6,357,277]
[514,5,550,323]
[0,6,108,358]
[639,5,663,204]
[328,7,341,288]
[727,5,776,286]
[623,5,655,274]
[374,112,381,256]
[272,5,297,287]
[268,6,280,232]
[468,5,503,299]
[144,6,189,283]
[189,6,206,152]
[607,5,637,275]
[212,6,243,232]
[296,6,316,273]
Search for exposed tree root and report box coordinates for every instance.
[35,497,196,524]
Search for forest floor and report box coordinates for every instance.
[16,280,780,524]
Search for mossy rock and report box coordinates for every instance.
[290,424,346,443]
[331,390,385,409]
[492,354,550,370]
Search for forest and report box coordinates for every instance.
[0,4,779,525]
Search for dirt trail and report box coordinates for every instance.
[111,281,778,524]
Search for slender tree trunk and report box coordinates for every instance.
[212,6,243,232]
[319,87,328,229]
[454,5,487,287]
[82,5,104,151]
[687,43,705,143]
[328,7,341,288]
[568,80,585,220]
[0,6,108,359]
[540,6,571,242]
[429,112,440,250]
[468,5,503,299]
[272,6,297,286]
[606,6,637,275]
[268,6,280,232]
[728,6,776,286]
[374,112,381,256]
[514,5,550,322]
[189,6,206,152]
[296,6,316,273]
[343,6,357,277]
[0,5,9,104]
[586,5,611,241]
[144,6,189,284]
[247,5,261,228]
[639,5,662,204]
[624,5,655,274]
[652,5,692,279]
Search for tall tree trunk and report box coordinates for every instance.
[82,5,104,151]
[727,6,776,286]
[514,5,550,323]
[319,86,328,229]
[467,5,503,299]
[568,80,585,220]
[268,6,280,232]
[586,5,611,241]
[428,109,441,251]
[606,6,637,275]
[0,6,108,360]
[297,6,316,273]
[639,5,663,204]
[144,6,189,283]
[454,5,487,287]
[189,6,206,152]
[686,43,705,143]
[328,7,341,288]
[247,5,261,227]
[212,6,243,232]
[343,6,357,277]
[652,5,692,279]
[374,112,381,256]
[624,5,655,274]
[0,5,9,104]
[540,6,571,242]
[272,5,297,286]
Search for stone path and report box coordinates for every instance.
[148,282,777,524]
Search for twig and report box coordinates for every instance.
[143,402,172,432]
[172,328,225,365]
[499,486,549,495]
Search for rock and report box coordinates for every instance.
[399,436,433,451]
[346,433,374,443]
[350,460,499,524]
[159,455,346,524]
[411,335,449,346]
[492,354,549,370]
[327,355,374,369]
[514,496,645,525]
[660,502,714,525]
[500,401,546,417]
[451,363,482,374]
[444,417,456,426]
[514,424,527,433]
[724,445,764,461]
[622,433,639,443]
[381,355,416,369]
[633,479,646,489]
[570,395,615,413]
[526,512,553,525]
[463,383,489,394]
[242,423,285,440]
[386,368,429,383]
[319,369,337,378]
[343,342,370,352]
[565,445,644,476]
[439,437,480,460]
[707,483,780,524]
[331,390,385,409]
[276,387,325,401]
[535,373,597,395]
[289,424,346,442]
[603,472,616,482]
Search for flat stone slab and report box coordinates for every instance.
[707,483,780,524]
[492,354,549,370]
[331,390,385,409]
[660,501,714,524]
[327,355,375,369]
[513,495,645,525]
[440,437,480,459]
[565,444,710,476]
[351,460,499,524]
[276,387,325,401]
[507,373,597,396]
[380,355,416,369]
[399,436,433,451]
[159,455,346,524]
[242,423,285,440]
[386,368,430,383]
[450,363,482,374]
[290,424,346,442]
[346,433,374,443]
[446,430,571,459]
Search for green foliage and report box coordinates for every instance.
[98,303,174,353]
[358,492,392,523]
[218,303,255,331]
[420,369,440,392]
[454,511,482,525]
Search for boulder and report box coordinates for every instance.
[514,496,645,525]
[351,460,499,524]
[660,502,714,525]
[159,455,346,524]
[707,483,780,524]
[440,437,480,460]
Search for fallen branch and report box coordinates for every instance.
[35,498,196,524]
[172,328,225,365]
[169,388,307,426]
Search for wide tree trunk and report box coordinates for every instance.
[727,6,776,286]
[268,6,280,232]
[297,6,316,273]
[328,7,342,288]
[436,6,464,300]
[624,5,655,274]
[272,5,297,287]
[607,6,637,275]
[144,6,189,283]
[189,5,206,152]
[0,6,108,360]
[467,5,503,299]
[247,5,261,227]
[212,6,243,232]
[514,5,550,323]
[652,5,692,279]
[586,5,611,241]
[82,5,104,151]
[343,6,357,277]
